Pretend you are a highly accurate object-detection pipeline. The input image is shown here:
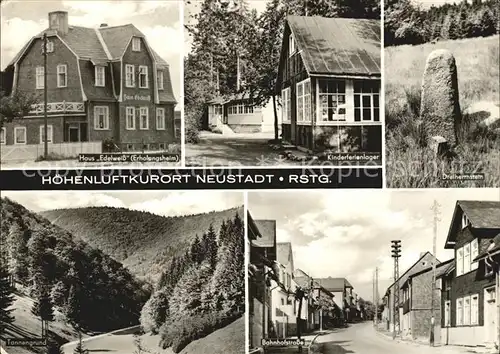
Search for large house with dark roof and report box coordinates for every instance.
[1,11,177,151]
[439,200,500,349]
[314,277,357,323]
[276,16,381,155]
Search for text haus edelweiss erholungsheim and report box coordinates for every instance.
[2,11,177,153]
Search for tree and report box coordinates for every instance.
[47,340,63,354]
[0,263,15,334]
[0,90,39,127]
[32,286,55,337]
[73,331,89,354]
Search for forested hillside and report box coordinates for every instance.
[385,0,499,46]
[41,206,243,281]
[0,197,150,333]
[140,212,245,353]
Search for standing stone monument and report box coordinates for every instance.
[420,49,462,146]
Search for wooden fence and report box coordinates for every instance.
[1,142,102,162]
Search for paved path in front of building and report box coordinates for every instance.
[185,131,303,167]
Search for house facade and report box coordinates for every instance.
[248,215,277,352]
[400,259,454,343]
[440,201,500,349]
[314,277,357,324]
[276,16,381,154]
[2,11,176,152]
[206,95,280,134]
[272,242,300,338]
[382,252,440,333]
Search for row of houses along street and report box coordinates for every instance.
[381,200,500,353]
[247,191,500,354]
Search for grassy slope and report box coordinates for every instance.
[179,316,245,354]
[0,293,84,354]
[41,206,243,281]
[385,35,500,188]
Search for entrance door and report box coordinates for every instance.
[484,287,497,345]
[69,127,79,142]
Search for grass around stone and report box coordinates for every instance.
[385,35,500,188]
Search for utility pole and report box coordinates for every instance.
[391,240,402,339]
[375,266,379,326]
[43,33,48,159]
[430,200,441,347]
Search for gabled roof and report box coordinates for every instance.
[386,252,439,293]
[285,16,380,77]
[314,277,353,292]
[445,201,500,248]
[252,220,276,248]
[402,258,454,287]
[277,242,293,269]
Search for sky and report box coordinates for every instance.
[415,0,466,8]
[2,190,244,217]
[248,189,500,302]
[0,0,183,110]
[184,0,268,55]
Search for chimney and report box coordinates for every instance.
[48,11,69,36]
[100,23,108,28]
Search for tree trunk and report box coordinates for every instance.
[272,95,278,141]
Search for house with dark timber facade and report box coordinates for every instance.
[276,16,381,154]
[1,11,177,151]
[248,214,277,353]
[439,200,500,349]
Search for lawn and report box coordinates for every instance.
[0,293,85,354]
[385,35,500,188]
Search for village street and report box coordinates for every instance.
[266,322,475,354]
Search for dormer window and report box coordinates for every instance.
[461,214,470,229]
[289,33,296,56]
[132,37,141,51]
[157,70,164,90]
[95,66,105,87]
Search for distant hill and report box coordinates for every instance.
[0,197,149,333]
[41,206,243,281]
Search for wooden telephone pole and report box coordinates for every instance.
[430,200,441,346]
[43,33,48,159]
[391,240,401,339]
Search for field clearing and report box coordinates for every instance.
[385,35,500,188]
[385,35,499,110]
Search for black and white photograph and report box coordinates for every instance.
[184,0,382,167]
[0,1,182,168]
[247,189,500,353]
[384,0,500,188]
[0,191,245,354]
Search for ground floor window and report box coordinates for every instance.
[156,108,165,130]
[354,80,380,122]
[39,125,53,144]
[139,107,149,130]
[228,102,254,115]
[281,87,291,123]
[319,79,346,122]
[444,300,450,327]
[297,78,311,123]
[94,106,109,130]
[14,127,26,144]
[456,294,479,326]
[1,127,5,144]
[210,104,223,116]
[126,107,135,130]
